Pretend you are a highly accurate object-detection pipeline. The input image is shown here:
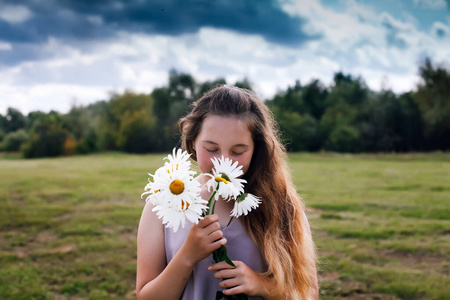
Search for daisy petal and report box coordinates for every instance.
[231,193,261,218]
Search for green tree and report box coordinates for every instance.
[302,79,328,119]
[3,108,26,133]
[0,114,6,134]
[152,70,198,151]
[96,91,157,153]
[26,111,47,130]
[234,78,253,90]
[358,91,403,152]
[324,125,362,153]
[267,80,303,112]
[327,72,368,106]
[3,129,30,152]
[22,111,68,158]
[272,108,319,151]
[397,92,424,151]
[414,58,450,150]
[196,78,227,99]
[319,99,360,150]
[0,129,4,145]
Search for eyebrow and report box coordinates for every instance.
[201,140,249,148]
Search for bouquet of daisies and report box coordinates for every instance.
[142,148,261,300]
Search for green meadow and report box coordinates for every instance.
[0,152,449,299]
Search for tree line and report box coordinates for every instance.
[0,59,449,158]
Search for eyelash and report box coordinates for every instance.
[206,149,243,156]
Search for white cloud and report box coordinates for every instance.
[1,0,449,115]
[0,41,12,51]
[86,15,103,25]
[413,0,447,9]
[278,0,450,93]
[0,84,110,115]
[0,5,33,24]
[431,21,449,38]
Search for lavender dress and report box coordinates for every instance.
[165,218,267,300]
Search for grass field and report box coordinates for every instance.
[0,152,449,299]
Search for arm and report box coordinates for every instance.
[136,202,227,300]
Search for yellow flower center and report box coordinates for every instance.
[215,176,228,184]
[181,199,190,210]
[169,180,185,195]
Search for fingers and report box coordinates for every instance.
[222,286,246,296]
[209,261,259,296]
[198,214,219,228]
[206,228,224,242]
[204,220,221,235]
[219,277,240,289]
[181,214,226,264]
[208,261,237,272]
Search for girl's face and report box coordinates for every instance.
[193,115,254,176]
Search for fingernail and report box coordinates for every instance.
[208,265,212,271]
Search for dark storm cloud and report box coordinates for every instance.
[0,0,315,46]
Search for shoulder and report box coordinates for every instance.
[138,201,164,239]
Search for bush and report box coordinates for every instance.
[275,110,319,151]
[324,125,362,153]
[75,129,98,154]
[22,126,68,158]
[3,129,29,152]
[64,136,77,155]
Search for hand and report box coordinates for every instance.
[208,261,266,297]
[180,214,227,266]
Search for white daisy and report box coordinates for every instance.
[230,193,261,218]
[206,156,246,201]
[142,150,207,232]
[153,195,207,232]
[152,169,206,232]
[163,148,195,176]
[141,167,166,206]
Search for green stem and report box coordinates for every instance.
[207,190,216,215]
[211,197,218,214]
[206,181,221,215]
[206,180,249,300]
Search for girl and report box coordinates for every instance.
[136,86,318,299]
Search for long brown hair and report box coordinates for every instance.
[179,85,317,299]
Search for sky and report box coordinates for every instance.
[0,0,449,115]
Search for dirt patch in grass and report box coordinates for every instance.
[13,246,29,258]
[342,292,399,300]
[48,244,78,254]
[381,249,449,273]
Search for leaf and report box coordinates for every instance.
[216,291,224,300]
[216,291,249,300]
[213,245,236,268]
